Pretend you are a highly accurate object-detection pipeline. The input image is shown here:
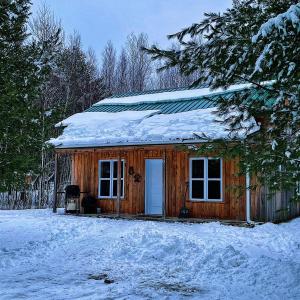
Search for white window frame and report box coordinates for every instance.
[98,160,125,199]
[189,158,223,202]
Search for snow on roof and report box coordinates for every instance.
[94,83,253,106]
[49,108,259,148]
[54,110,158,128]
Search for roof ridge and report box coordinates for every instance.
[86,88,274,114]
[109,85,208,99]
[96,85,252,107]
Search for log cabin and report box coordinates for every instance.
[50,85,300,223]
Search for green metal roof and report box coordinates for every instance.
[86,87,274,114]
[86,96,218,114]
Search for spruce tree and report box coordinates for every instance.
[145,1,300,199]
[0,0,49,191]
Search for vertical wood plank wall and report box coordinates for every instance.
[251,183,300,222]
[60,145,246,220]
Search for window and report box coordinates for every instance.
[190,158,222,201]
[98,160,124,199]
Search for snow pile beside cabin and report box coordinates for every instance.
[0,210,300,299]
[50,108,259,148]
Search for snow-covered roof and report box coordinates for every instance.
[49,108,259,149]
[49,83,268,148]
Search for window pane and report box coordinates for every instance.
[101,162,111,178]
[100,180,110,197]
[113,179,117,197]
[192,160,204,178]
[208,159,221,178]
[208,180,221,199]
[113,161,124,179]
[113,179,124,197]
[192,180,204,199]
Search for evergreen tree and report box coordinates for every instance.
[145,1,300,199]
[0,0,50,191]
[29,3,63,206]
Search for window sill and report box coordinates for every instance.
[188,199,224,203]
[98,197,126,201]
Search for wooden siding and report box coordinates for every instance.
[59,145,246,220]
[251,184,300,222]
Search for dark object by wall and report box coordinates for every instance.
[81,195,97,214]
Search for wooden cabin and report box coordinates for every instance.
[51,86,300,223]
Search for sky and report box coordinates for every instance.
[30,0,232,62]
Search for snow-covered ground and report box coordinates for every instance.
[0,210,299,300]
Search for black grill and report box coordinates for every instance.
[65,185,80,198]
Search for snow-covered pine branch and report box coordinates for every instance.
[145,0,300,200]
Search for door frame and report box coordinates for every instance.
[144,158,165,216]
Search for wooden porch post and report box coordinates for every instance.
[163,149,167,219]
[117,154,121,217]
[52,152,58,213]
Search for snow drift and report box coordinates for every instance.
[0,210,299,299]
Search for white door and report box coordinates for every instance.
[145,159,164,215]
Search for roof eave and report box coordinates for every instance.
[54,137,245,150]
